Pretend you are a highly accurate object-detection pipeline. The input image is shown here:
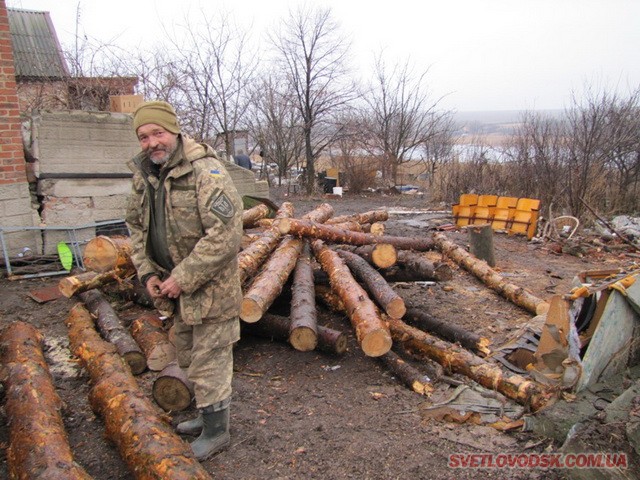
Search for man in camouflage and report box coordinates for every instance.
[125,100,243,461]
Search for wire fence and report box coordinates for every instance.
[0,219,129,280]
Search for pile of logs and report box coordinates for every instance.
[0,199,560,478]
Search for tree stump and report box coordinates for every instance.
[468,223,496,267]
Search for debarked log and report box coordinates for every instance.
[242,203,271,228]
[82,235,134,274]
[65,304,211,479]
[386,317,555,412]
[242,313,348,356]
[130,313,176,371]
[78,289,147,375]
[279,218,435,251]
[433,232,550,315]
[325,209,389,225]
[0,321,93,480]
[334,243,397,269]
[312,239,392,357]
[403,307,491,356]
[152,362,195,412]
[289,241,318,351]
[241,236,304,323]
[336,249,406,319]
[58,268,131,298]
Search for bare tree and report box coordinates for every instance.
[362,54,447,187]
[270,5,358,194]
[162,10,258,151]
[418,112,457,191]
[245,75,305,186]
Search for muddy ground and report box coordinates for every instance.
[0,186,638,479]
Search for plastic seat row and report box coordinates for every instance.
[452,194,540,239]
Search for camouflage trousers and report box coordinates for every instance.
[173,314,240,409]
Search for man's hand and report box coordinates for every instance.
[146,275,164,298]
[160,275,182,299]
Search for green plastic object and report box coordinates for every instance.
[57,242,73,271]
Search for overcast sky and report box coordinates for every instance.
[7,0,640,112]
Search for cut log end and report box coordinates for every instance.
[412,380,435,396]
[147,345,177,372]
[386,298,407,319]
[240,298,263,323]
[371,244,397,269]
[536,302,550,315]
[360,330,392,357]
[289,327,318,352]
[153,375,193,412]
[123,352,147,375]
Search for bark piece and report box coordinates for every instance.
[130,313,176,371]
[78,289,147,375]
[1,321,93,480]
[337,249,406,319]
[83,235,134,273]
[241,236,304,322]
[242,313,348,356]
[379,349,434,396]
[58,268,129,298]
[242,203,271,228]
[65,304,211,479]
[279,218,435,251]
[312,239,392,357]
[386,317,554,412]
[434,232,550,315]
[152,362,195,412]
[289,242,318,351]
[403,307,491,356]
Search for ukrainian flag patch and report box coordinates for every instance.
[209,169,222,177]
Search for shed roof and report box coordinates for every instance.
[8,8,69,79]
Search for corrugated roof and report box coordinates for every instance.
[8,8,69,79]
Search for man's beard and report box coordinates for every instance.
[148,145,177,165]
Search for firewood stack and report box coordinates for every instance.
[55,201,557,412]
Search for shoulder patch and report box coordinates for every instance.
[209,169,223,178]
[211,192,235,222]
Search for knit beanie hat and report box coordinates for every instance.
[133,101,181,134]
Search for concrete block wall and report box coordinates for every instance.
[0,0,40,261]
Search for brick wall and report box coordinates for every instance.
[0,0,27,186]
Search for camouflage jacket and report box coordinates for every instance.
[125,135,243,324]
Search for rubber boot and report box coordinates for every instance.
[176,413,203,436]
[191,402,231,461]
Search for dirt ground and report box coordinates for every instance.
[1,186,638,479]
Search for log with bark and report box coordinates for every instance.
[403,307,491,356]
[386,316,554,412]
[78,289,147,375]
[130,313,176,371]
[334,243,397,269]
[278,218,435,251]
[336,249,406,319]
[312,239,392,357]
[325,209,389,225]
[152,362,195,412]
[58,268,132,298]
[65,304,211,479]
[241,236,304,323]
[242,203,271,228]
[104,277,155,308]
[396,250,454,281]
[242,313,348,356]
[288,241,318,351]
[82,235,134,273]
[0,321,93,480]
[379,349,434,396]
[433,232,550,315]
